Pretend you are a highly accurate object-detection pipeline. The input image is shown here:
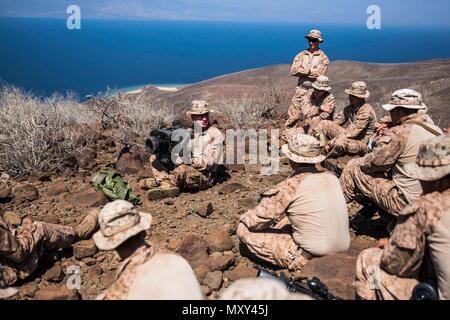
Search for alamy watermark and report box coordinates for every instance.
[67,5,81,30]
[367,5,381,30]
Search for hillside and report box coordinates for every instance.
[141,59,450,127]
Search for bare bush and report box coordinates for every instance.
[0,86,96,177]
[216,81,286,129]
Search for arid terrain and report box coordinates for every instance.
[1,59,449,300]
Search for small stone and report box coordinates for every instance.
[196,202,214,218]
[218,183,248,195]
[46,182,69,196]
[34,285,79,300]
[73,240,98,259]
[43,263,63,282]
[237,197,258,208]
[167,238,182,251]
[176,234,209,268]
[2,211,21,225]
[65,186,108,208]
[194,264,211,282]
[207,253,235,271]
[224,264,258,282]
[88,265,103,277]
[201,285,211,296]
[13,184,39,203]
[102,271,117,287]
[203,271,223,291]
[205,230,234,252]
[40,213,60,225]
[0,187,12,199]
[83,257,96,266]
[164,199,175,206]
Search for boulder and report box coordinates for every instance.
[73,240,98,259]
[176,234,209,268]
[205,230,234,252]
[43,262,63,282]
[224,264,258,282]
[203,271,223,291]
[65,186,108,208]
[34,285,79,300]
[196,202,214,218]
[13,184,39,203]
[46,182,69,196]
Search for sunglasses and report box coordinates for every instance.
[308,38,319,43]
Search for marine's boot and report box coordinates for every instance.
[74,208,100,240]
[146,179,180,201]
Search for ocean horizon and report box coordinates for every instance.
[1,17,450,99]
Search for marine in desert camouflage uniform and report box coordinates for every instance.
[285,30,330,135]
[0,209,99,289]
[311,81,377,157]
[94,200,202,300]
[237,134,350,270]
[356,134,450,300]
[340,89,443,217]
[284,76,336,141]
[147,100,224,200]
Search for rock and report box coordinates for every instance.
[2,211,21,225]
[65,186,108,208]
[223,223,237,236]
[167,238,182,251]
[46,182,69,196]
[43,263,63,282]
[207,253,235,271]
[237,197,258,208]
[74,148,97,169]
[40,213,60,225]
[194,264,211,282]
[176,234,209,268]
[73,240,98,259]
[0,187,12,200]
[218,183,249,195]
[164,199,175,206]
[205,230,234,252]
[29,171,51,182]
[102,270,117,287]
[0,173,10,182]
[197,202,214,218]
[34,285,79,300]
[13,184,39,203]
[224,264,258,282]
[115,151,145,175]
[203,271,223,291]
[88,265,103,278]
[201,285,211,296]
[226,164,246,172]
[21,283,39,298]
[137,167,154,179]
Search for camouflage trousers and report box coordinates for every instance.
[355,248,418,300]
[340,158,409,216]
[1,221,75,286]
[171,164,212,191]
[283,86,311,141]
[237,217,309,271]
[311,120,368,157]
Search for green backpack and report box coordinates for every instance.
[91,168,140,205]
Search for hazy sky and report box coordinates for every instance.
[0,0,449,26]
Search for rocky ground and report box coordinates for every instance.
[0,125,384,301]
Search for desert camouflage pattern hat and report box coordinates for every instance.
[93,200,152,251]
[345,81,370,99]
[312,75,331,92]
[404,134,450,181]
[382,89,427,111]
[186,100,214,115]
[281,133,326,164]
[305,29,324,43]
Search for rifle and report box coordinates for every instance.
[257,268,343,300]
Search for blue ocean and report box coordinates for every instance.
[1,17,450,98]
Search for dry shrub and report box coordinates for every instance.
[0,86,96,177]
[216,81,286,129]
